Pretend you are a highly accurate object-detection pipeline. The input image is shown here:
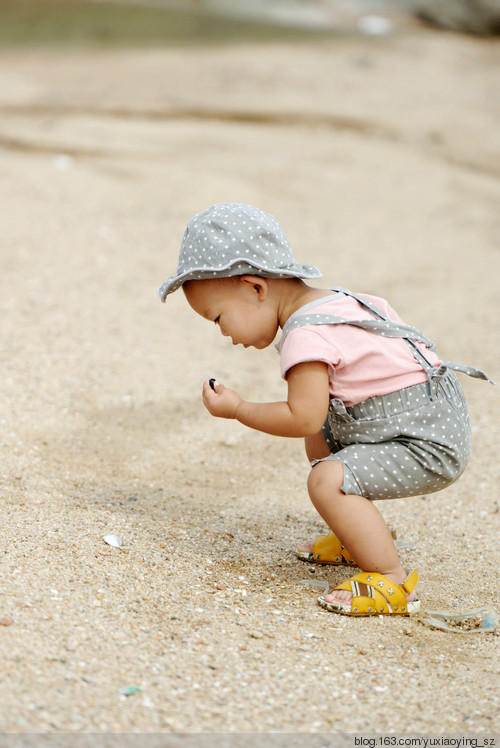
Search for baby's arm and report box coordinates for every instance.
[202,361,330,438]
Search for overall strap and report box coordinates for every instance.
[327,286,438,375]
[329,286,392,320]
[434,361,494,382]
[330,288,494,383]
[282,312,437,351]
[279,287,494,384]
[281,288,437,356]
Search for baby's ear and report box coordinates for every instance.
[239,275,268,299]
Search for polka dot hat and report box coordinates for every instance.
[157,203,322,302]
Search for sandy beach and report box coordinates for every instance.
[0,21,499,735]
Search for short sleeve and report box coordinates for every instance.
[280,326,341,380]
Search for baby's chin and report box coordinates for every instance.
[254,339,276,350]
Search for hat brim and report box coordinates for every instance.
[157,260,322,302]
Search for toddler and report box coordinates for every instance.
[158,203,492,617]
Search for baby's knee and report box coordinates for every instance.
[307,458,344,496]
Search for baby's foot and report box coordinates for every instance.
[323,572,417,609]
[295,536,356,567]
[296,539,315,555]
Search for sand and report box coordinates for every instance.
[0,26,499,735]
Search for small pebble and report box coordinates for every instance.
[119,686,141,697]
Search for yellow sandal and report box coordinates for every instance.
[296,531,357,567]
[318,569,420,616]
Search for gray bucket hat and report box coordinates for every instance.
[157,202,322,302]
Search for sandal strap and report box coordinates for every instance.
[312,532,355,564]
[334,570,419,615]
[402,569,419,595]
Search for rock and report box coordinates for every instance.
[249,630,264,639]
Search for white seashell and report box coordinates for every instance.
[103,534,123,548]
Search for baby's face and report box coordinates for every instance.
[183,277,279,350]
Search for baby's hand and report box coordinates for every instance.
[202,379,243,420]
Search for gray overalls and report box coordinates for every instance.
[279,287,493,501]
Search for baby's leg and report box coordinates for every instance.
[307,460,414,606]
[296,433,333,556]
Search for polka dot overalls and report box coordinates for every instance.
[281,287,493,501]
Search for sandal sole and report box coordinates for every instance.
[318,596,421,616]
[295,551,357,567]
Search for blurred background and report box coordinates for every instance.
[1,0,500,47]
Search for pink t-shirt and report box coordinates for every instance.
[278,292,442,406]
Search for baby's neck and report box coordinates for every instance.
[275,280,336,329]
